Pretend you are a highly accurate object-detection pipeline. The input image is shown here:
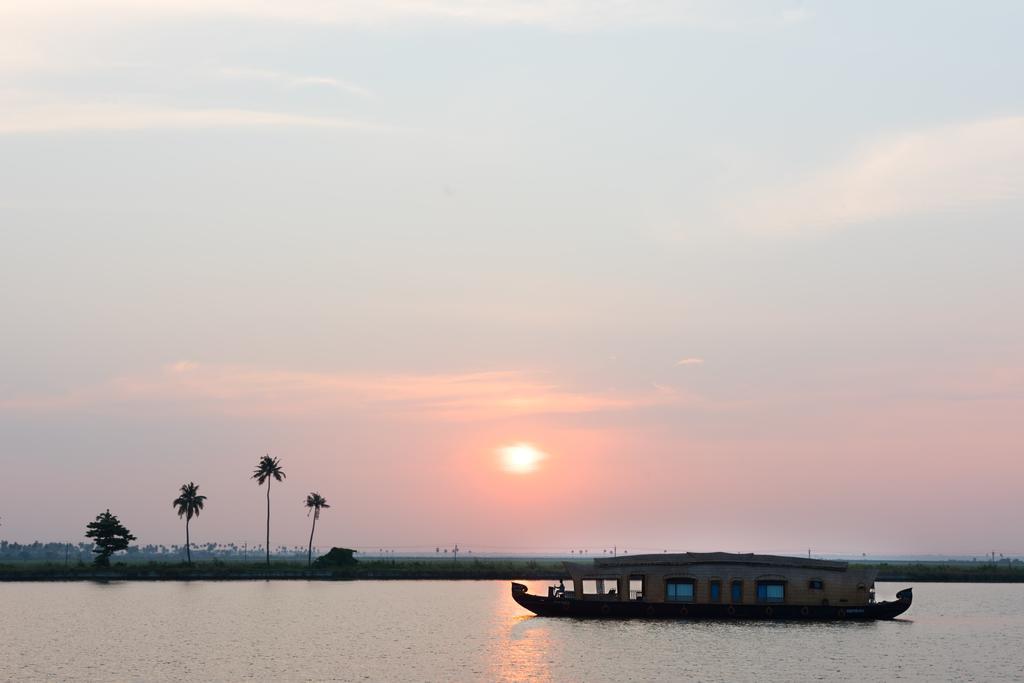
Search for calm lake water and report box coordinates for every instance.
[1,581,1022,681]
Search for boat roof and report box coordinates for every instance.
[587,552,849,572]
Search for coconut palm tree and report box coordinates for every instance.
[252,454,285,566]
[304,492,330,567]
[172,482,207,565]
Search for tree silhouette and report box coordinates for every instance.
[84,510,136,566]
[304,492,330,567]
[252,454,285,566]
[171,482,207,565]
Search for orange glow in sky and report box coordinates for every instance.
[3,3,1024,558]
[498,443,547,474]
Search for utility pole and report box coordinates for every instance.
[453,544,459,562]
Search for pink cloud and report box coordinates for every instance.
[0,361,677,421]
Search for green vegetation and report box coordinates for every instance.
[0,557,565,581]
[2,556,1023,582]
[252,454,286,566]
[304,493,330,567]
[864,562,1024,582]
[171,482,207,565]
[84,510,136,566]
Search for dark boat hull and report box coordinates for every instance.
[511,583,912,621]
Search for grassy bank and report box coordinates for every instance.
[0,558,566,581]
[865,562,1024,583]
[2,559,1023,582]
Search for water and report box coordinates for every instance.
[1,581,1022,681]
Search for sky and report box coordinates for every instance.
[1,1,1022,556]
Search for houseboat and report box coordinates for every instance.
[511,552,912,620]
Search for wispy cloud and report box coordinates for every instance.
[0,362,677,421]
[218,67,371,97]
[779,6,812,25]
[1,1,812,32]
[675,357,705,366]
[0,95,385,134]
[733,116,1024,234]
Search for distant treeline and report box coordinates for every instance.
[2,556,1024,582]
[0,557,565,581]
[865,561,1024,582]
[0,540,324,564]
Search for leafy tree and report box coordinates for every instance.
[172,482,207,565]
[252,454,285,566]
[84,510,136,566]
[304,492,330,567]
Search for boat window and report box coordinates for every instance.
[582,579,618,595]
[808,579,824,590]
[629,576,645,601]
[731,580,743,603]
[756,581,786,603]
[665,579,695,602]
[710,580,721,602]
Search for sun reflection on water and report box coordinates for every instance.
[487,581,555,681]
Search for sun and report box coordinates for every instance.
[498,443,547,474]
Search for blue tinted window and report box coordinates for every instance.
[710,581,721,602]
[666,580,695,602]
[757,582,785,602]
[731,581,743,602]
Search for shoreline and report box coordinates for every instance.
[1,562,1023,583]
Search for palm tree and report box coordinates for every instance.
[304,492,330,567]
[172,482,206,565]
[252,454,285,566]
